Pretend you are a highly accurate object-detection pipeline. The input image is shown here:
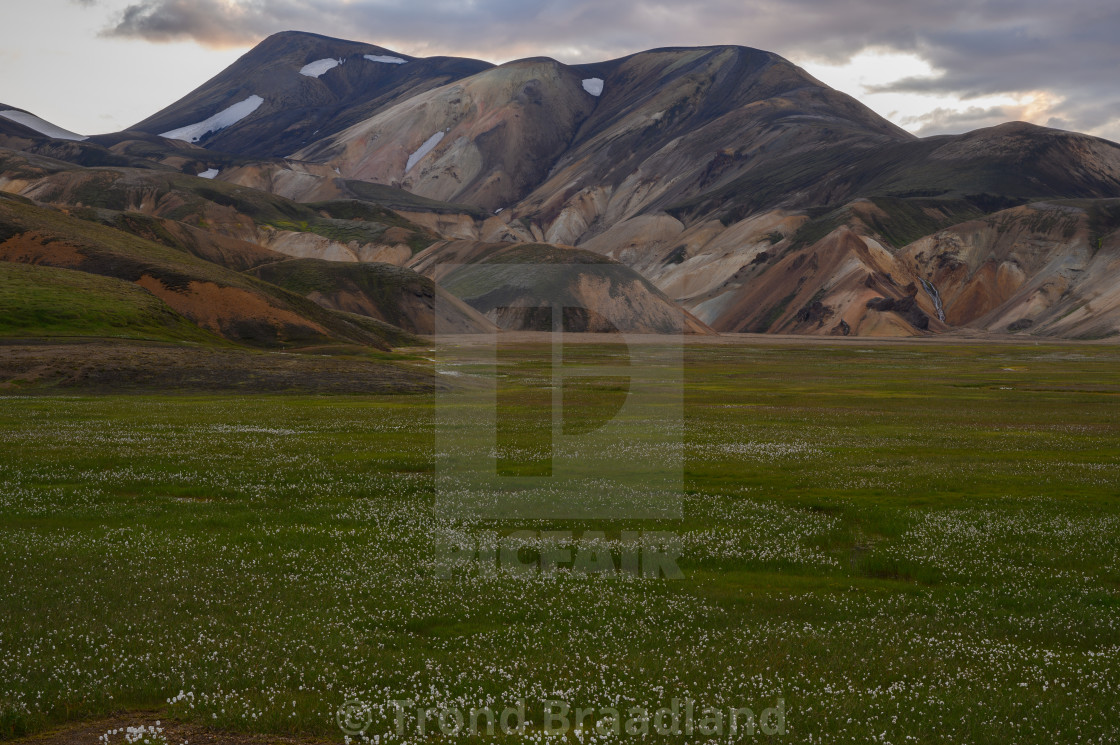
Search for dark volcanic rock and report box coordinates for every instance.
[866,296,930,331]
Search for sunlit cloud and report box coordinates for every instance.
[801,51,1058,137]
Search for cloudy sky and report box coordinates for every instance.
[2,0,1118,141]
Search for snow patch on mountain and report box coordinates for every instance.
[406,131,446,173]
[299,58,343,78]
[159,95,265,143]
[198,168,220,179]
[365,55,407,65]
[0,110,87,141]
[582,78,604,97]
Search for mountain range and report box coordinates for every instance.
[3,29,1120,350]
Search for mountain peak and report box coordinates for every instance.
[128,32,491,157]
[263,30,357,42]
[242,29,410,63]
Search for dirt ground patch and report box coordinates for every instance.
[0,231,87,266]
[0,340,433,394]
[136,276,330,340]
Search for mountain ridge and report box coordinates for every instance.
[3,32,1120,339]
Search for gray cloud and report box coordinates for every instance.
[107,0,268,46]
[103,0,1120,141]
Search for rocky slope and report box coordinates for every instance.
[899,200,1120,338]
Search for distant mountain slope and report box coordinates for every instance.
[627,196,1120,338]
[292,57,599,211]
[8,158,439,266]
[408,240,714,334]
[292,45,912,218]
[249,258,496,334]
[0,115,187,173]
[0,197,416,348]
[899,200,1120,338]
[0,106,86,141]
[0,154,486,343]
[130,31,493,158]
[519,45,913,240]
[668,121,1120,226]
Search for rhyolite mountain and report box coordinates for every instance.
[4,31,1120,339]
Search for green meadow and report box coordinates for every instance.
[0,263,220,344]
[1,341,1118,743]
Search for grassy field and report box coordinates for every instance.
[0,263,220,344]
[1,341,1119,743]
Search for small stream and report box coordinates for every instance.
[920,278,946,322]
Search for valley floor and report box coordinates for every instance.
[439,330,1120,347]
[1,341,1118,743]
